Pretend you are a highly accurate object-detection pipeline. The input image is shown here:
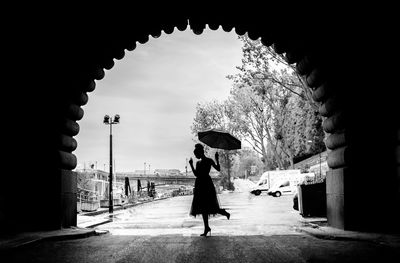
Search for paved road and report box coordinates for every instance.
[2,186,400,262]
[94,189,303,236]
[3,232,399,262]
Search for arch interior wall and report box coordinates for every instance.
[3,11,398,234]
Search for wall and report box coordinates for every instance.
[3,10,398,234]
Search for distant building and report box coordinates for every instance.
[75,168,111,200]
[132,170,154,175]
[154,169,181,176]
[75,168,109,181]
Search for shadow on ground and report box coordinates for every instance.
[1,233,399,263]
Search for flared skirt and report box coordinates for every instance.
[190,177,220,216]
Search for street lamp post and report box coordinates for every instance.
[185,158,188,176]
[104,114,120,214]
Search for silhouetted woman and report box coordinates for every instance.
[189,143,230,237]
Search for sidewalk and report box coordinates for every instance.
[77,196,174,228]
[0,227,107,251]
[79,196,172,217]
[0,197,173,251]
[2,227,399,263]
[3,216,399,252]
[295,217,400,248]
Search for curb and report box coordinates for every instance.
[40,229,105,242]
[84,219,113,228]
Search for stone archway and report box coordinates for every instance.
[3,11,399,234]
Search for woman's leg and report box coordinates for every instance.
[200,213,211,236]
[202,213,209,229]
[218,209,230,219]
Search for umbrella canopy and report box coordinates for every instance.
[198,129,241,150]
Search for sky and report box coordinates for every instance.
[74,28,243,173]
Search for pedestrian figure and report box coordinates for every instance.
[137,179,141,192]
[189,143,230,237]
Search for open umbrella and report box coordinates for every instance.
[197,129,240,191]
[198,129,241,150]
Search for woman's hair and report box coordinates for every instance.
[194,143,204,154]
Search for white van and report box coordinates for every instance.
[250,177,269,196]
[250,170,315,196]
[267,180,295,197]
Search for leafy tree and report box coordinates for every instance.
[273,88,325,168]
[228,84,285,169]
[227,35,325,169]
[191,100,239,137]
[191,35,326,176]
[230,36,319,111]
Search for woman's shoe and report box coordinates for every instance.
[222,210,230,220]
[200,227,211,237]
[220,209,230,220]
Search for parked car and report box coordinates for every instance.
[250,170,314,196]
[250,178,269,196]
[267,180,296,197]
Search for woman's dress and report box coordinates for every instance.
[190,157,221,217]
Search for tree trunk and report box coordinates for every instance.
[261,142,269,170]
[264,129,284,169]
[278,142,295,169]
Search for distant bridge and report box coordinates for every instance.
[115,173,222,188]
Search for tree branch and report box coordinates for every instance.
[244,138,262,156]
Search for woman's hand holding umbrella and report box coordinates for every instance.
[197,129,241,190]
